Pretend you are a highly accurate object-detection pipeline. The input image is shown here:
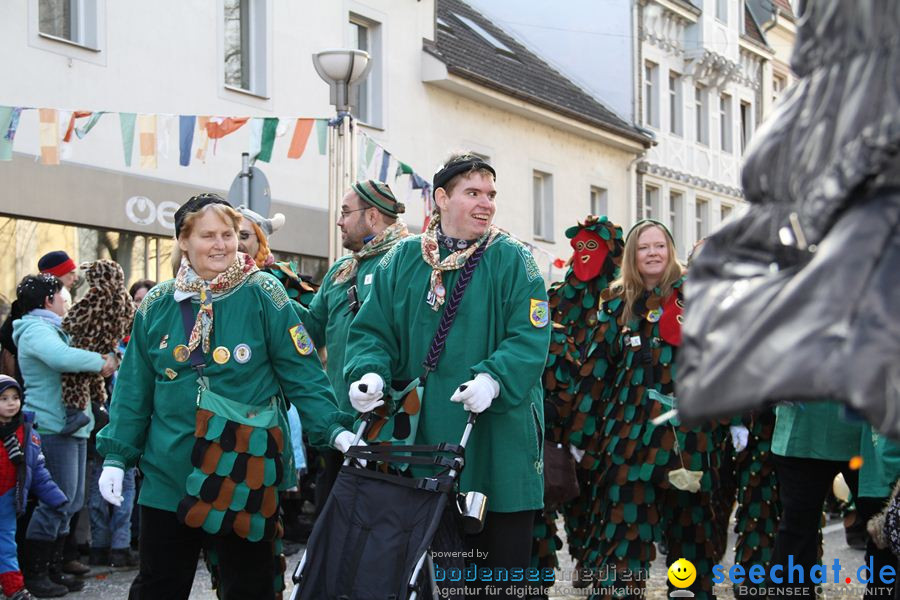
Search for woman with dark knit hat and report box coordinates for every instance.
[12,275,117,596]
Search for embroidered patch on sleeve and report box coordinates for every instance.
[256,273,290,310]
[378,240,404,270]
[530,298,549,328]
[289,323,315,356]
[513,240,541,282]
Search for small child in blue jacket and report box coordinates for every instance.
[0,375,66,600]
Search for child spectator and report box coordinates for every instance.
[0,375,67,599]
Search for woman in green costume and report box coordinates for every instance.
[95,194,354,600]
[573,220,724,600]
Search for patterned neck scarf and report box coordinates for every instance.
[174,253,258,353]
[420,214,499,311]
[331,220,411,285]
[436,225,475,251]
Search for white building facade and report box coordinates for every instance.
[0,0,648,305]
[637,0,774,257]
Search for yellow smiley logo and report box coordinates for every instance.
[667,558,696,589]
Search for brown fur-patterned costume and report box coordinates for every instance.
[61,259,134,409]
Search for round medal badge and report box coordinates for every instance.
[172,345,190,363]
[234,344,252,364]
[212,346,231,365]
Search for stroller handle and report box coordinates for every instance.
[459,412,476,448]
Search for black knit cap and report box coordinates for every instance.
[173,193,232,238]
[16,274,62,313]
[0,375,21,397]
[37,250,76,277]
[432,154,496,196]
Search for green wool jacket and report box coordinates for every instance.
[344,234,551,512]
[297,255,382,413]
[859,425,900,499]
[771,401,862,462]
[96,272,352,513]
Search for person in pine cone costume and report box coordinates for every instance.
[528,215,624,585]
[572,220,727,600]
[60,259,134,435]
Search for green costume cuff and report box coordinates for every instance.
[102,456,126,471]
[96,435,143,470]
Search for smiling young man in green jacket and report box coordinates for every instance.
[345,154,551,598]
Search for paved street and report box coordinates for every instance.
[70,511,866,599]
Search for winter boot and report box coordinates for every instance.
[88,546,109,566]
[48,538,83,592]
[59,534,89,577]
[10,589,36,600]
[23,540,67,598]
[108,547,138,568]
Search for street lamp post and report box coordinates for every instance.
[312,49,372,264]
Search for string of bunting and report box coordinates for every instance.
[1,105,569,277]
[0,105,330,167]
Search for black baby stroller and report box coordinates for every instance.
[289,413,477,600]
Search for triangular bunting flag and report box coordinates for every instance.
[195,116,210,161]
[138,114,157,168]
[120,113,136,167]
[315,119,328,155]
[38,109,60,165]
[179,115,196,166]
[378,149,391,182]
[287,118,314,159]
[256,117,278,162]
[0,108,15,161]
[207,116,249,139]
[63,111,93,143]
[75,112,104,139]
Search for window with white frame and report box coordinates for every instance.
[533,171,554,241]
[716,0,728,23]
[695,198,709,241]
[720,203,733,222]
[590,186,608,217]
[695,86,709,145]
[740,100,753,154]
[773,72,787,104]
[643,185,660,220]
[669,191,684,250]
[669,72,683,136]
[224,0,268,96]
[720,94,733,153]
[38,0,99,48]
[644,61,659,128]
[349,15,383,126]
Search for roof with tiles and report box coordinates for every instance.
[425,0,652,145]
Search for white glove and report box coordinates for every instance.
[730,425,750,452]
[349,373,385,413]
[98,466,124,507]
[569,444,585,463]
[333,430,367,466]
[450,373,499,414]
[333,430,361,453]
